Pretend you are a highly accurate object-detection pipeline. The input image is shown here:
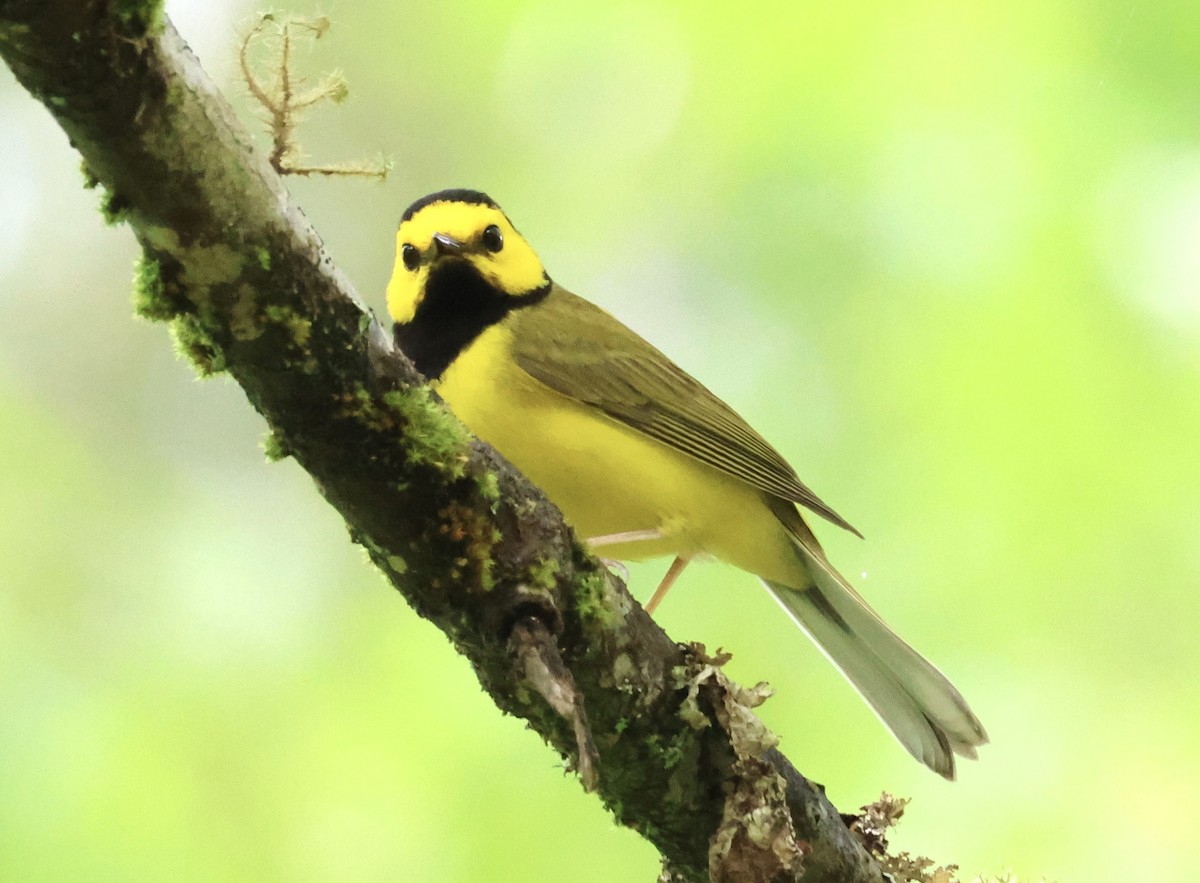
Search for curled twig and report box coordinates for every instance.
[238,13,388,179]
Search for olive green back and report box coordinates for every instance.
[509,285,859,536]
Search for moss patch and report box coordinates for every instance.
[435,500,500,591]
[170,313,226,376]
[264,304,313,347]
[98,186,133,226]
[529,555,560,592]
[383,386,470,477]
[261,429,291,462]
[476,468,501,509]
[112,0,165,37]
[132,253,177,322]
[574,568,619,630]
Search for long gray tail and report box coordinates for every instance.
[763,541,987,778]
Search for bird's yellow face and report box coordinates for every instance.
[386,192,548,323]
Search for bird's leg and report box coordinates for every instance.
[586,530,663,579]
[587,529,663,548]
[645,556,690,615]
[586,530,688,613]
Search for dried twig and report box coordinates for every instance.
[239,13,388,178]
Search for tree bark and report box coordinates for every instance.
[0,4,884,881]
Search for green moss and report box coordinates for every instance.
[476,468,501,509]
[655,738,686,771]
[339,385,505,591]
[225,291,315,348]
[434,500,501,592]
[174,242,244,294]
[255,247,272,271]
[264,304,313,347]
[132,253,178,322]
[130,241,244,379]
[341,387,399,434]
[80,161,100,190]
[342,387,386,430]
[477,546,498,591]
[639,729,696,774]
[262,430,291,462]
[112,0,165,37]
[574,569,617,629]
[529,556,560,592]
[99,186,132,226]
[383,387,470,476]
[170,314,226,376]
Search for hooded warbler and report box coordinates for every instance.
[386,189,987,778]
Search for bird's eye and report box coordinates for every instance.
[481,224,504,253]
[401,243,420,271]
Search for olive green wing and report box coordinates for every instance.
[509,285,860,536]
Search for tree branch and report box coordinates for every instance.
[0,4,883,880]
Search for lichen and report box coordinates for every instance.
[132,230,256,326]
[176,242,246,297]
[228,283,264,341]
[709,759,805,882]
[611,652,636,686]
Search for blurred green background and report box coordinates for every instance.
[2,1,1198,880]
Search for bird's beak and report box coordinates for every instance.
[432,232,464,256]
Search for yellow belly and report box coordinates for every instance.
[436,324,806,587]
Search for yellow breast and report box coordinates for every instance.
[436,322,805,586]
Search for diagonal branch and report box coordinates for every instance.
[0,4,883,881]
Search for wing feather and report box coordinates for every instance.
[509,285,860,536]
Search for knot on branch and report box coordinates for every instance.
[509,614,599,792]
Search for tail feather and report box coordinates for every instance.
[763,539,988,779]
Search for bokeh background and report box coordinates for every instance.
[2,1,1198,880]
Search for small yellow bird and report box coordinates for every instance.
[387,189,987,778]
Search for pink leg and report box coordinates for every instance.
[645,556,690,615]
